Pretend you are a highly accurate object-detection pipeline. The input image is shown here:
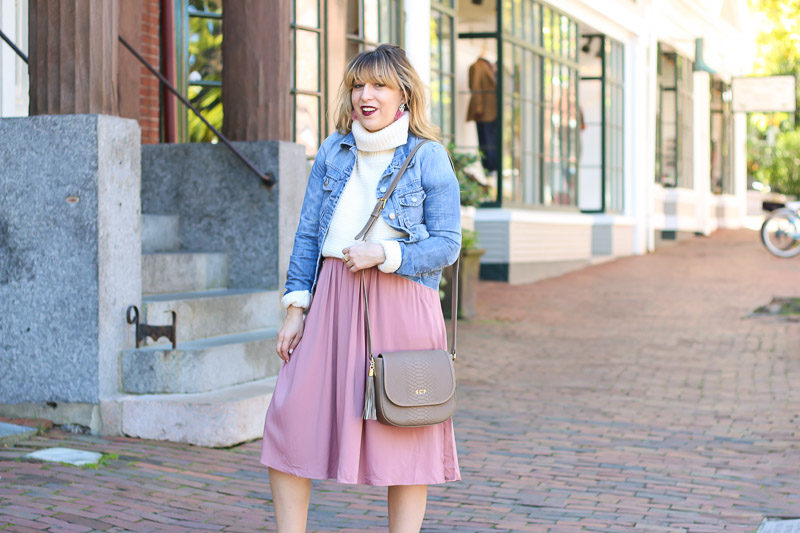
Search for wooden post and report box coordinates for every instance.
[222,0,291,141]
[28,0,119,116]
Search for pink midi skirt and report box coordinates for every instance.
[260,258,460,486]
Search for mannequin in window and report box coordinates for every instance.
[467,43,498,173]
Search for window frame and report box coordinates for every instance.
[345,0,404,60]
[603,37,625,213]
[499,1,580,209]
[656,46,693,189]
[291,0,327,158]
[174,0,224,143]
[710,79,734,195]
[430,0,456,146]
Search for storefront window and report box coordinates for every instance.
[578,33,624,213]
[431,1,456,145]
[459,1,578,207]
[537,6,579,206]
[604,38,624,212]
[175,0,224,142]
[291,0,325,157]
[710,79,734,194]
[656,46,693,188]
[345,0,402,60]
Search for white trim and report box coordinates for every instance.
[653,185,699,202]
[0,0,27,117]
[651,214,703,232]
[404,0,431,111]
[549,0,643,40]
[475,207,635,227]
[710,193,741,208]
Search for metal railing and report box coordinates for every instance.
[1,31,273,187]
[0,27,28,64]
[118,35,275,187]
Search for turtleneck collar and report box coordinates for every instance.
[351,112,409,153]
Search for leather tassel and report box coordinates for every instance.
[363,377,377,420]
[362,358,377,420]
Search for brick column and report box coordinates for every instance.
[28,0,119,116]
[222,0,291,141]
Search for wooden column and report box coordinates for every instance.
[327,0,348,135]
[28,0,119,116]
[117,0,142,122]
[222,0,291,141]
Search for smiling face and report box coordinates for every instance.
[351,81,405,133]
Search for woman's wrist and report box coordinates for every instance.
[286,305,305,317]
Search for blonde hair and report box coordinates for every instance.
[333,44,441,141]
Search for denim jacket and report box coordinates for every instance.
[284,130,462,298]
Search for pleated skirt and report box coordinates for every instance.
[260,258,460,486]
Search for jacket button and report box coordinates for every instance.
[411,196,418,202]
[380,186,387,193]
[389,213,396,220]
[323,178,329,187]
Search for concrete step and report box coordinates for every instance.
[141,288,280,345]
[108,377,277,447]
[121,329,280,394]
[0,422,37,446]
[142,214,179,253]
[142,252,228,294]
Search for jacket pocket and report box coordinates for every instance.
[322,174,336,192]
[398,189,426,226]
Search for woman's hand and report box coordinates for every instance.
[342,242,386,272]
[276,306,305,362]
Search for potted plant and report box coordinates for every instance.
[441,145,488,319]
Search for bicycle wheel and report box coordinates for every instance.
[761,209,800,258]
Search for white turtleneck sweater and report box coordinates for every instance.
[282,113,410,310]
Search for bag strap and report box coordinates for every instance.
[361,257,458,360]
[354,140,432,241]
[356,137,460,366]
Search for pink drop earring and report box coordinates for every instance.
[394,103,407,121]
[351,109,357,121]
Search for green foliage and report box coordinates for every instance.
[747,0,800,190]
[461,228,479,250]
[750,0,800,79]
[754,129,800,196]
[81,452,119,470]
[187,7,223,142]
[188,86,222,143]
[747,0,800,127]
[446,143,490,207]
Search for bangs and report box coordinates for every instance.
[345,51,402,90]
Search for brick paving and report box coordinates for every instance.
[1,229,799,532]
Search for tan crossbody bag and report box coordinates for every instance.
[355,140,459,427]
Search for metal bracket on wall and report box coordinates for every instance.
[126,306,177,349]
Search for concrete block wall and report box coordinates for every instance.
[0,115,141,427]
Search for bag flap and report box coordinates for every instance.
[378,350,455,407]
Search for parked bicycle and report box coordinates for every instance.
[761,200,800,257]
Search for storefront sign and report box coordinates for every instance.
[731,75,796,112]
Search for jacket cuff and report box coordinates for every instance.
[281,290,311,310]
[378,240,402,273]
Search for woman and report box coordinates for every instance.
[261,44,461,533]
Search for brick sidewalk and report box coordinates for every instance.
[2,229,799,532]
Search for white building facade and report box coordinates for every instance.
[411,0,754,283]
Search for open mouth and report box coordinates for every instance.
[360,106,377,117]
